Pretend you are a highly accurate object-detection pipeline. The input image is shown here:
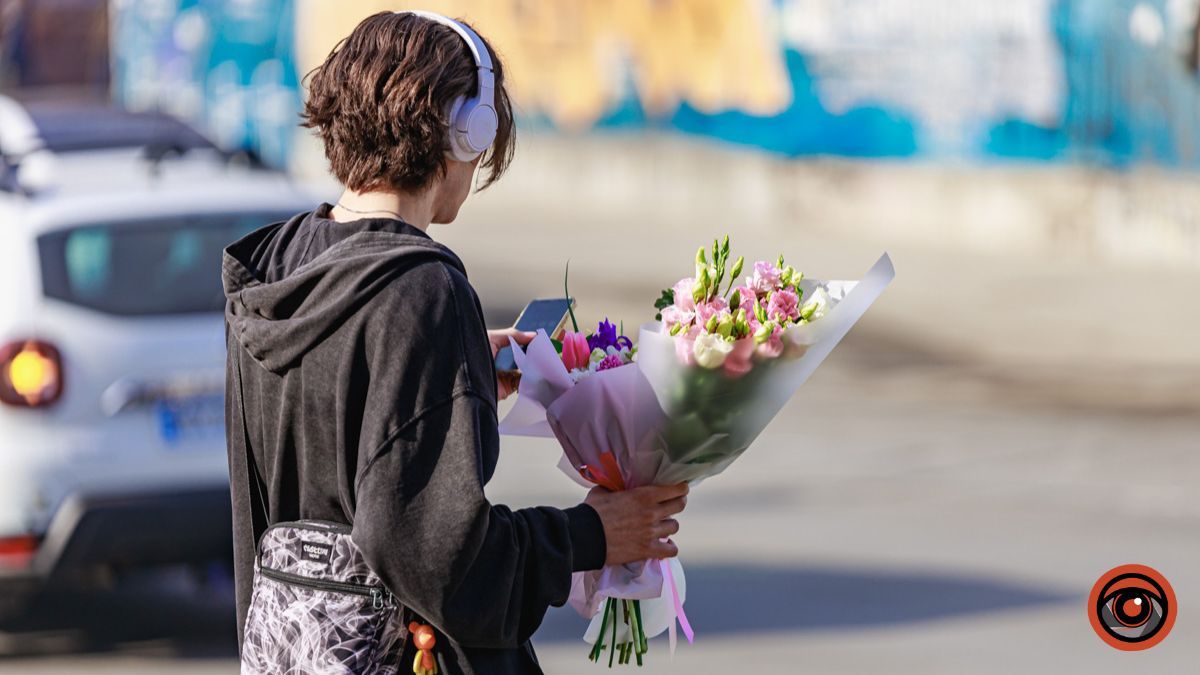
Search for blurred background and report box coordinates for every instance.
[0,0,1197,672]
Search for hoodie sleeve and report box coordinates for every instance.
[349,262,606,648]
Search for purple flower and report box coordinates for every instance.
[588,318,633,352]
[597,354,625,371]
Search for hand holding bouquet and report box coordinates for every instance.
[501,239,894,666]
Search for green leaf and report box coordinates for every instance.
[653,288,675,311]
[563,260,579,333]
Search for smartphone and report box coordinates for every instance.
[494,297,574,371]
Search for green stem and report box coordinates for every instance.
[633,599,648,654]
[627,600,644,665]
[589,597,612,662]
[609,598,618,667]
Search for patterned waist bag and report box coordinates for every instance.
[233,356,438,674]
[240,519,413,675]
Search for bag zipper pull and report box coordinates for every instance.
[372,588,384,610]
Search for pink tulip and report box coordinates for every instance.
[560,331,591,371]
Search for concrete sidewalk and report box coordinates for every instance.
[437,138,1200,413]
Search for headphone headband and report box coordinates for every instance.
[405,10,493,72]
[399,10,497,162]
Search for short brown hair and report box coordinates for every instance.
[301,12,515,192]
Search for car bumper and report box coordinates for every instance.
[0,486,232,582]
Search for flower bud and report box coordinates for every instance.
[729,289,741,311]
[669,322,684,336]
[729,256,744,282]
[717,316,733,339]
[780,266,795,286]
[705,314,719,333]
[696,246,707,266]
[754,320,775,345]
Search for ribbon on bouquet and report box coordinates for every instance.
[660,558,694,656]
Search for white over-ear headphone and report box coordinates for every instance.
[402,10,497,163]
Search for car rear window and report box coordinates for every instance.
[37,213,291,316]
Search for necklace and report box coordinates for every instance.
[335,202,405,220]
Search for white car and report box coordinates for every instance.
[0,98,312,612]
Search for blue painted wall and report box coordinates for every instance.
[111,0,1200,171]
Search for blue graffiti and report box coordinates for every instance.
[110,0,1200,170]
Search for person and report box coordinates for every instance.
[221,11,688,675]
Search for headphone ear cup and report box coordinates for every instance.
[446,96,497,162]
[445,95,475,162]
[462,103,498,156]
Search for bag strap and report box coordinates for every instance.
[231,345,271,556]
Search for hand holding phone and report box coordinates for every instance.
[494,298,574,372]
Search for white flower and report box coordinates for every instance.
[692,332,734,369]
[799,287,831,322]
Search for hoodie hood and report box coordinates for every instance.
[222,207,464,374]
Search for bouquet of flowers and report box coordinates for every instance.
[500,238,894,666]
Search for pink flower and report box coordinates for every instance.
[597,354,625,371]
[560,331,590,371]
[723,336,755,378]
[732,285,757,313]
[694,296,729,328]
[660,304,694,329]
[749,261,781,294]
[674,325,700,366]
[767,288,800,322]
[672,277,696,312]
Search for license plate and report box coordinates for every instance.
[155,393,224,444]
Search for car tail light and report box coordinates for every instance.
[0,535,39,569]
[0,339,63,407]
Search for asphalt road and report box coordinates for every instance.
[0,348,1195,674]
[3,160,1197,673]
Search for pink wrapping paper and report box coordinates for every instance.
[499,253,895,645]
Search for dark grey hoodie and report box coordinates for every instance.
[222,204,605,674]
